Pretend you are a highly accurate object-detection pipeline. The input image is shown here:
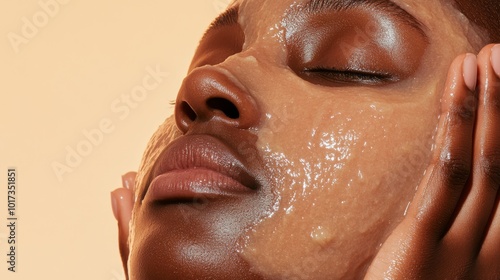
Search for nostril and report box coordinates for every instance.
[206,98,240,119]
[181,101,197,121]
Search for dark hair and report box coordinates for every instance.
[455,0,500,43]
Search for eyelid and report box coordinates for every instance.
[297,0,428,41]
[304,66,395,79]
[302,66,399,85]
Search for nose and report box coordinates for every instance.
[175,67,261,133]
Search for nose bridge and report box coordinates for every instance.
[175,64,261,133]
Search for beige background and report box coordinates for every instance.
[1,0,230,279]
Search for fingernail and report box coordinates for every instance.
[491,44,500,78]
[122,172,136,190]
[112,189,134,228]
[111,192,119,220]
[463,53,478,92]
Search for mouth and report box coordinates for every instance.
[142,134,259,204]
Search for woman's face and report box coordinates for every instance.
[129,0,484,279]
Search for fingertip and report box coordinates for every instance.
[491,44,500,78]
[441,54,468,106]
[113,188,133,277]
[111,188,134,225]
[111,191,119,220]
[122,171,137,190]
[463,53,478,92]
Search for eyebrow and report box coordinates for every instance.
[203,0,427,40]
[301,0,427,38]
[202,6,239,38]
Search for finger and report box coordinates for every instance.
[476,194,500,279]
[404,56,466,219]
[122,171,137,192]
[111,187,134,272]
[477,44,500,266]
[410,54,478,240]
[448,44,500,254]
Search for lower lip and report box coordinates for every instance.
[145,169,252,203]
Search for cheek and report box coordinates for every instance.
[134,116,181,199]
[240,81,440,279]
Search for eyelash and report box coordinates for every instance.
[303,67,395,85]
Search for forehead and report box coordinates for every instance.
[235,0,442,17]
[230,0,463,26]
[233,0,439,34]
[226,0,483,50]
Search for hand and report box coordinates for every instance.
[111,171,136,274]
[365,44,500,279]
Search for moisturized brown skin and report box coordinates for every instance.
[126,0,493,279]
[454,0,500,42]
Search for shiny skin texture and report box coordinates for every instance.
[127,0,492,279]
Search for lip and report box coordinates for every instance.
[143,134,258,203]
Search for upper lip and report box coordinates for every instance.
[142,134,258,202]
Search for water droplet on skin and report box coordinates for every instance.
[357,170,364,180]
[310,226,333,247]
[403,202,411,216]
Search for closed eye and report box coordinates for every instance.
[303,67,397,85]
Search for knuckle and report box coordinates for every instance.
[482,86,500,113]
[456,262,475,279]
[448,103,475,126]
[478,154,500,191]
[463,95,478,113]
[439,156,471,188]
